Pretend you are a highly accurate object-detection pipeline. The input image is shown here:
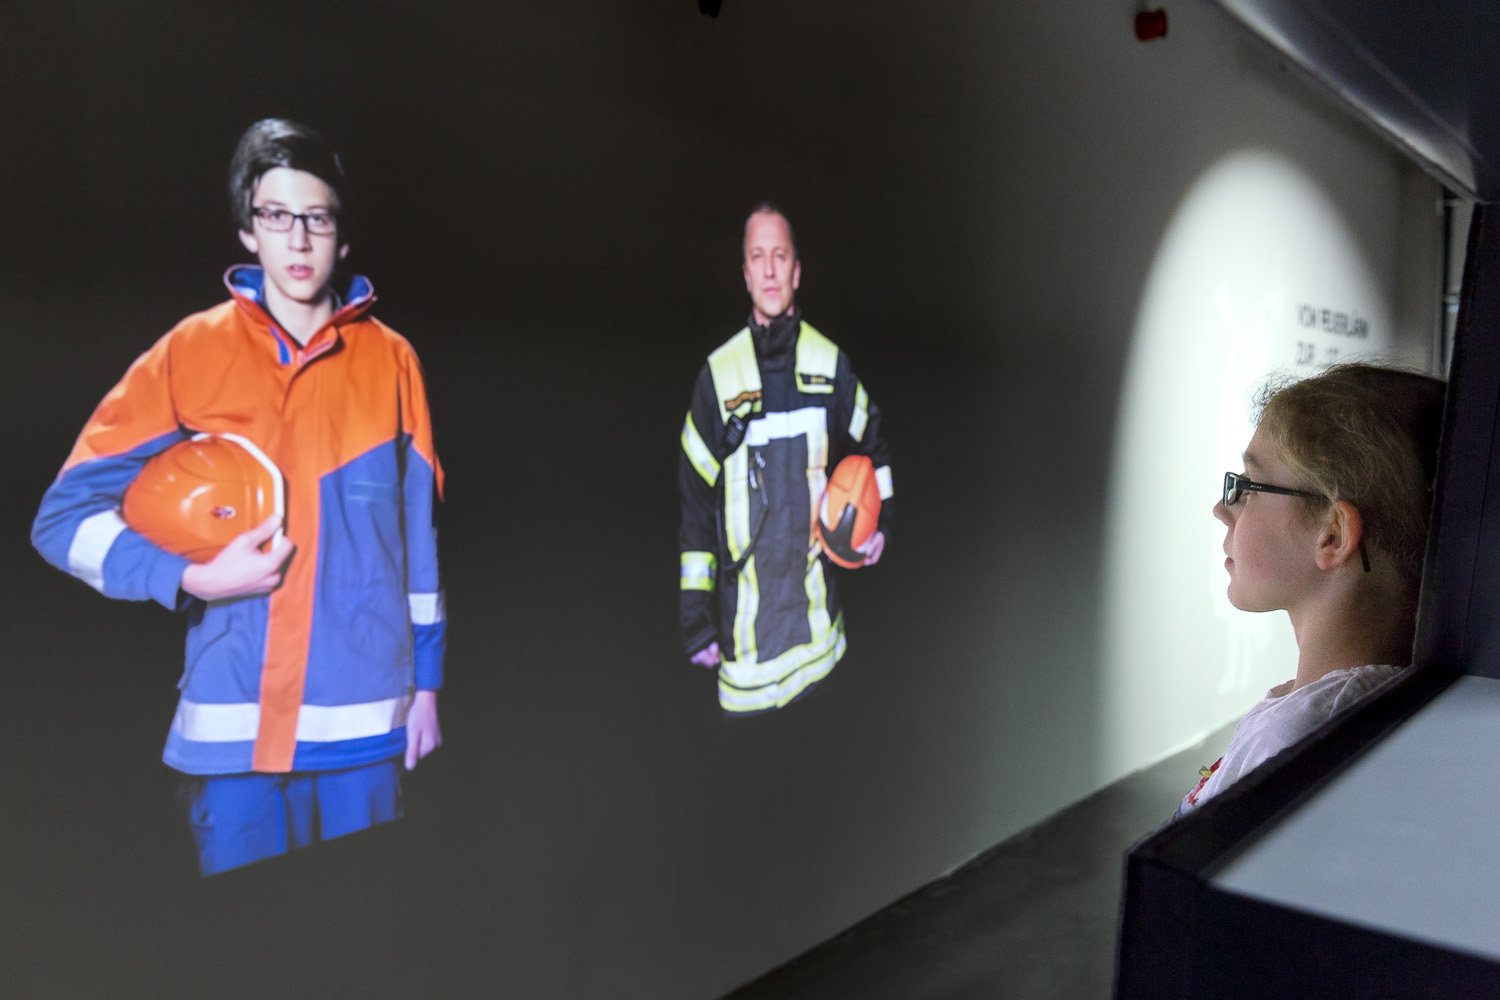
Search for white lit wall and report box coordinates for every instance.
[1100,151,1440,781]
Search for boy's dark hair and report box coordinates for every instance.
[228,119,347,233]
[744,201,797,260]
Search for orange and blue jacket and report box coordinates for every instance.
[32,266,445,775]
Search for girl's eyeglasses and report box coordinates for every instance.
[1221,472,1370,572]
[1222,471,1320,506]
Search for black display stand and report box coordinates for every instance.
[1114,207,1500,998]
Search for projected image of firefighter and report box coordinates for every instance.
[678,204,894,714]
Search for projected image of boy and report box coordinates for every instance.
[31,119,446,875]
[678,205,894,713]
[1178,364,1444,815]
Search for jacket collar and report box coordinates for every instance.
[224,265,376,363]
[749,305,801,361]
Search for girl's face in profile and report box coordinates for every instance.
[1213,426,1324,614]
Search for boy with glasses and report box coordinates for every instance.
[31,119,446,874]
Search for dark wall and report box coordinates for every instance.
[0,2,1426,997]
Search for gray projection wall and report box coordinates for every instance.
[0,1,1440,997]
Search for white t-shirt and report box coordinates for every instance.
[1177,663,1406,816]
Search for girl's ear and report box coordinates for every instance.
[1315,500,1364,572]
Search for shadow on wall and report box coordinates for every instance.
[1098,149,1435,786]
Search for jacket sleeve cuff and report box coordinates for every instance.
[101,528,193,611]
[413,621,446,690]
[683,623,720,659]
[148,549,194,611]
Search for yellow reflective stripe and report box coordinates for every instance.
[875,464,894,500]
[795,322,839,378]
[681,551,717,573]
[719,656,835,711]
[721,444,758,658]
[681,413,721,486]
[807,459,829,553]
[795,323,838,394]
[707,328,762,423]
[804,556,831,649]
[722,447,751,561]
[733,555,759,662]
[680,551,717,592]
[717,615,846,712]
[719,609,845,691]
[849,381,870,442]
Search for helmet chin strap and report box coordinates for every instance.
[819,501,866,567]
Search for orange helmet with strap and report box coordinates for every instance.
[122,433,284,563]
[817,454,881,569]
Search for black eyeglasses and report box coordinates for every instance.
[252,206,337,236]
[1222,471,1320,507]
[1221,471,1370,572]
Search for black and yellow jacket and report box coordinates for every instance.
[678,308,893,713]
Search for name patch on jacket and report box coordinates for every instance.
[724,390,763,414]
[797,372,834,393]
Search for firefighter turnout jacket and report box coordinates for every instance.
[678,309,893,713]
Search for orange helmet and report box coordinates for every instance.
[817,454,881,569]
[122,433,284,563]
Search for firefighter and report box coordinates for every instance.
[678,204,893,713]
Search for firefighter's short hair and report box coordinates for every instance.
[743,202,797,261]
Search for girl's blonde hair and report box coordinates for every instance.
[1255,363,1446,584]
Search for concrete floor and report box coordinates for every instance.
[725,722,1238,1000]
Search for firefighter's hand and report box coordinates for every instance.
[857,530,886,566]
[405,690,442,770]
[181,515,294,601]
[691,642,722,668]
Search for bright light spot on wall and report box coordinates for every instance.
[1098,150,1395,782]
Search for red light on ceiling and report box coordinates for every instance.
[1135,9,1168,41]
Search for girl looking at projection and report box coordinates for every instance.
[1178,363,1445,815]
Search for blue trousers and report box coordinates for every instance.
[180,758,403,876]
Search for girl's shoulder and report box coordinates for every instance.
[1192,665,1405,812]
[1321,662,1406,712]
[1223,665,1402,775]
[1262,663,1404,730]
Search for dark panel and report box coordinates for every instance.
[1440,207,1500,677]
[1188,891,1500,999]
[1210,0,1500,200]
[1114,858,1202,999]
[1415,206,1500,675]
